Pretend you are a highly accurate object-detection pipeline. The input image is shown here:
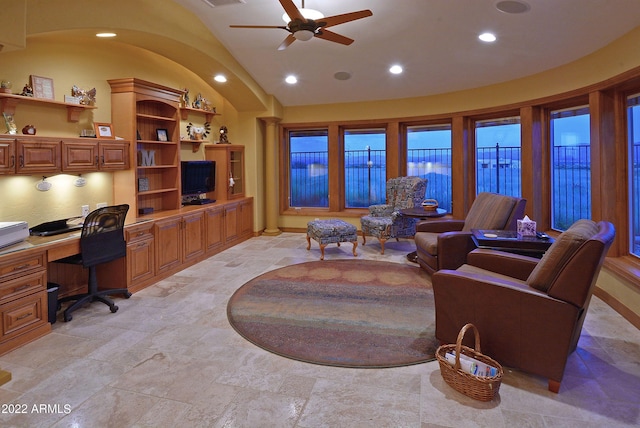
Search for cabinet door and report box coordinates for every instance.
[239,199,253,238]
[182,211,205,262]
[62,141,98,172]
[228,147,245,199]
[16,140,61,173]
[99,141,129,170]
[154,218,182,275]
[0,139,16,175]
[127,237,155,285]
[224,203,240,243]
[205,206,224,252]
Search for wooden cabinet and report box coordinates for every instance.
[204,205,225,253]
[205,197,253,254]
[109,78,183,216]
[16,139,61,174]
[205,145,245,201]
[125,221,155,289]
[62,140,130,172]
[154,210,206,275]
[0,138,15,174]
[239,197,254,238]
[0,250,50,356]
[62,140,129,172]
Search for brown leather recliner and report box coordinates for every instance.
[414,192,526,275]
[431,220,615,393]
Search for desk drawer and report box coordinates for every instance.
[0,252,46,282]
[1,291,46,338]
[0,271,46,303]
[126,222,154,243]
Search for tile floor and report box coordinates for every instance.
[0,233,639,427]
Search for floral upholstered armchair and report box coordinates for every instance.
[360,176,427,254]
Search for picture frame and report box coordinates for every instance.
[30,75,55,100]
[94,122,115,139]
[156,128,168,142]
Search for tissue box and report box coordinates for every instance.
[517,218,537,237]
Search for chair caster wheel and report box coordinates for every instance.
[124,292,132,299]
[110,305,119,313]
[64,314,72,322]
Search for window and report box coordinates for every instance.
[550,106,591,231]
[288,129,328,208]
[628,94,640,256]
[344,128,386,208]
[407,124,452,212]
[475,117,521,196]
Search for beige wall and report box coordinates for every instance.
[0,37,239,226]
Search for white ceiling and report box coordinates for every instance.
[172,0,640,107]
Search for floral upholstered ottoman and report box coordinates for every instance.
[306,219,358,260]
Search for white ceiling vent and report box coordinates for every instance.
[202,0,246,7]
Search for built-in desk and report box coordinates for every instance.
[0,196,254,355]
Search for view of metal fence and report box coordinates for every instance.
[632,143,640,255]
[289,144,593,229]
[552,145,591,230]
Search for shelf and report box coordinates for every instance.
[136,139,177,145]
[0,93,96,122]
[180,139,210,152]
[137,165,177,170]
[179,107,219,122]
[136,112,176,122]
[137,188,179,196]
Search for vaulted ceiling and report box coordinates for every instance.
[171,0,640,106]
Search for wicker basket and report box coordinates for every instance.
[436,323,503,401]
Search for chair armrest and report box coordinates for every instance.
[368,204,393,217]
[415,219,465,233]
[466,249,539,281]
[437,231,477,270]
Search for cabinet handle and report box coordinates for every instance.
[12,264,31,271]
[95,155,99,166]
[10,155,15,167]
[19,155,24,167]
[13,285,31,292]
[137,232,145,237]
[16,312,33,320]
[101,155,105,165]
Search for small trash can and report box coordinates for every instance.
[46,282,60,324]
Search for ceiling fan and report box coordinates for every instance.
[230,0,373,50]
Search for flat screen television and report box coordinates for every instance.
[181,160,216,197]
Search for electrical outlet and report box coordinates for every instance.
[81,205,90,217]
[96,202,107,209]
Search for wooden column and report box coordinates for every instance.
[262,117,282,236]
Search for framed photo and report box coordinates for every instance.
[94,122,115,139]
[156,128,168,142]
[30,75,55,100]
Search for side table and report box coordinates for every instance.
[399,207,447,263]
[471,229,554,258]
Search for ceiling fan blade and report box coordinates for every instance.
[278,34,296,51]
[320,10,373,28]
[315,29,354,46]
[230,25,289,30]
[279,0,304,22]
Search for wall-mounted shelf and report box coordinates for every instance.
[179,107,219,122]
[0,93,96,122]
[180,139,209,152]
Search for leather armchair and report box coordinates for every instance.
[414,192,526,274]
[431,220,615,393]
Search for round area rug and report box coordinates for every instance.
[227,260,438,368]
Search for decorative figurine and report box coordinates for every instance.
[192,93,203,109]
[21,84,33,97]
[3,112,17,134]
[21,125,36,135]
[186,121,211,140]
[219,125,229,144]
[0,80,11,93]
[71,85,96,105]
[182,88,190,108]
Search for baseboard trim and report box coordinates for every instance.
[593,286,640,330]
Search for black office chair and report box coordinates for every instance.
[55,204,132,322]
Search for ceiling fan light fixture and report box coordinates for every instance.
[293,29,314,41]
[282,8,324,23]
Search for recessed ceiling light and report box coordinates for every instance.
[389,65,403,75]
[285,75,298,84]
[478,32,497,42]
[214,74,227,83]
[495,0,530,14]
[334,71,352,81]
[96,32,117,38]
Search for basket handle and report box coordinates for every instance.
[453,323,482,371]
